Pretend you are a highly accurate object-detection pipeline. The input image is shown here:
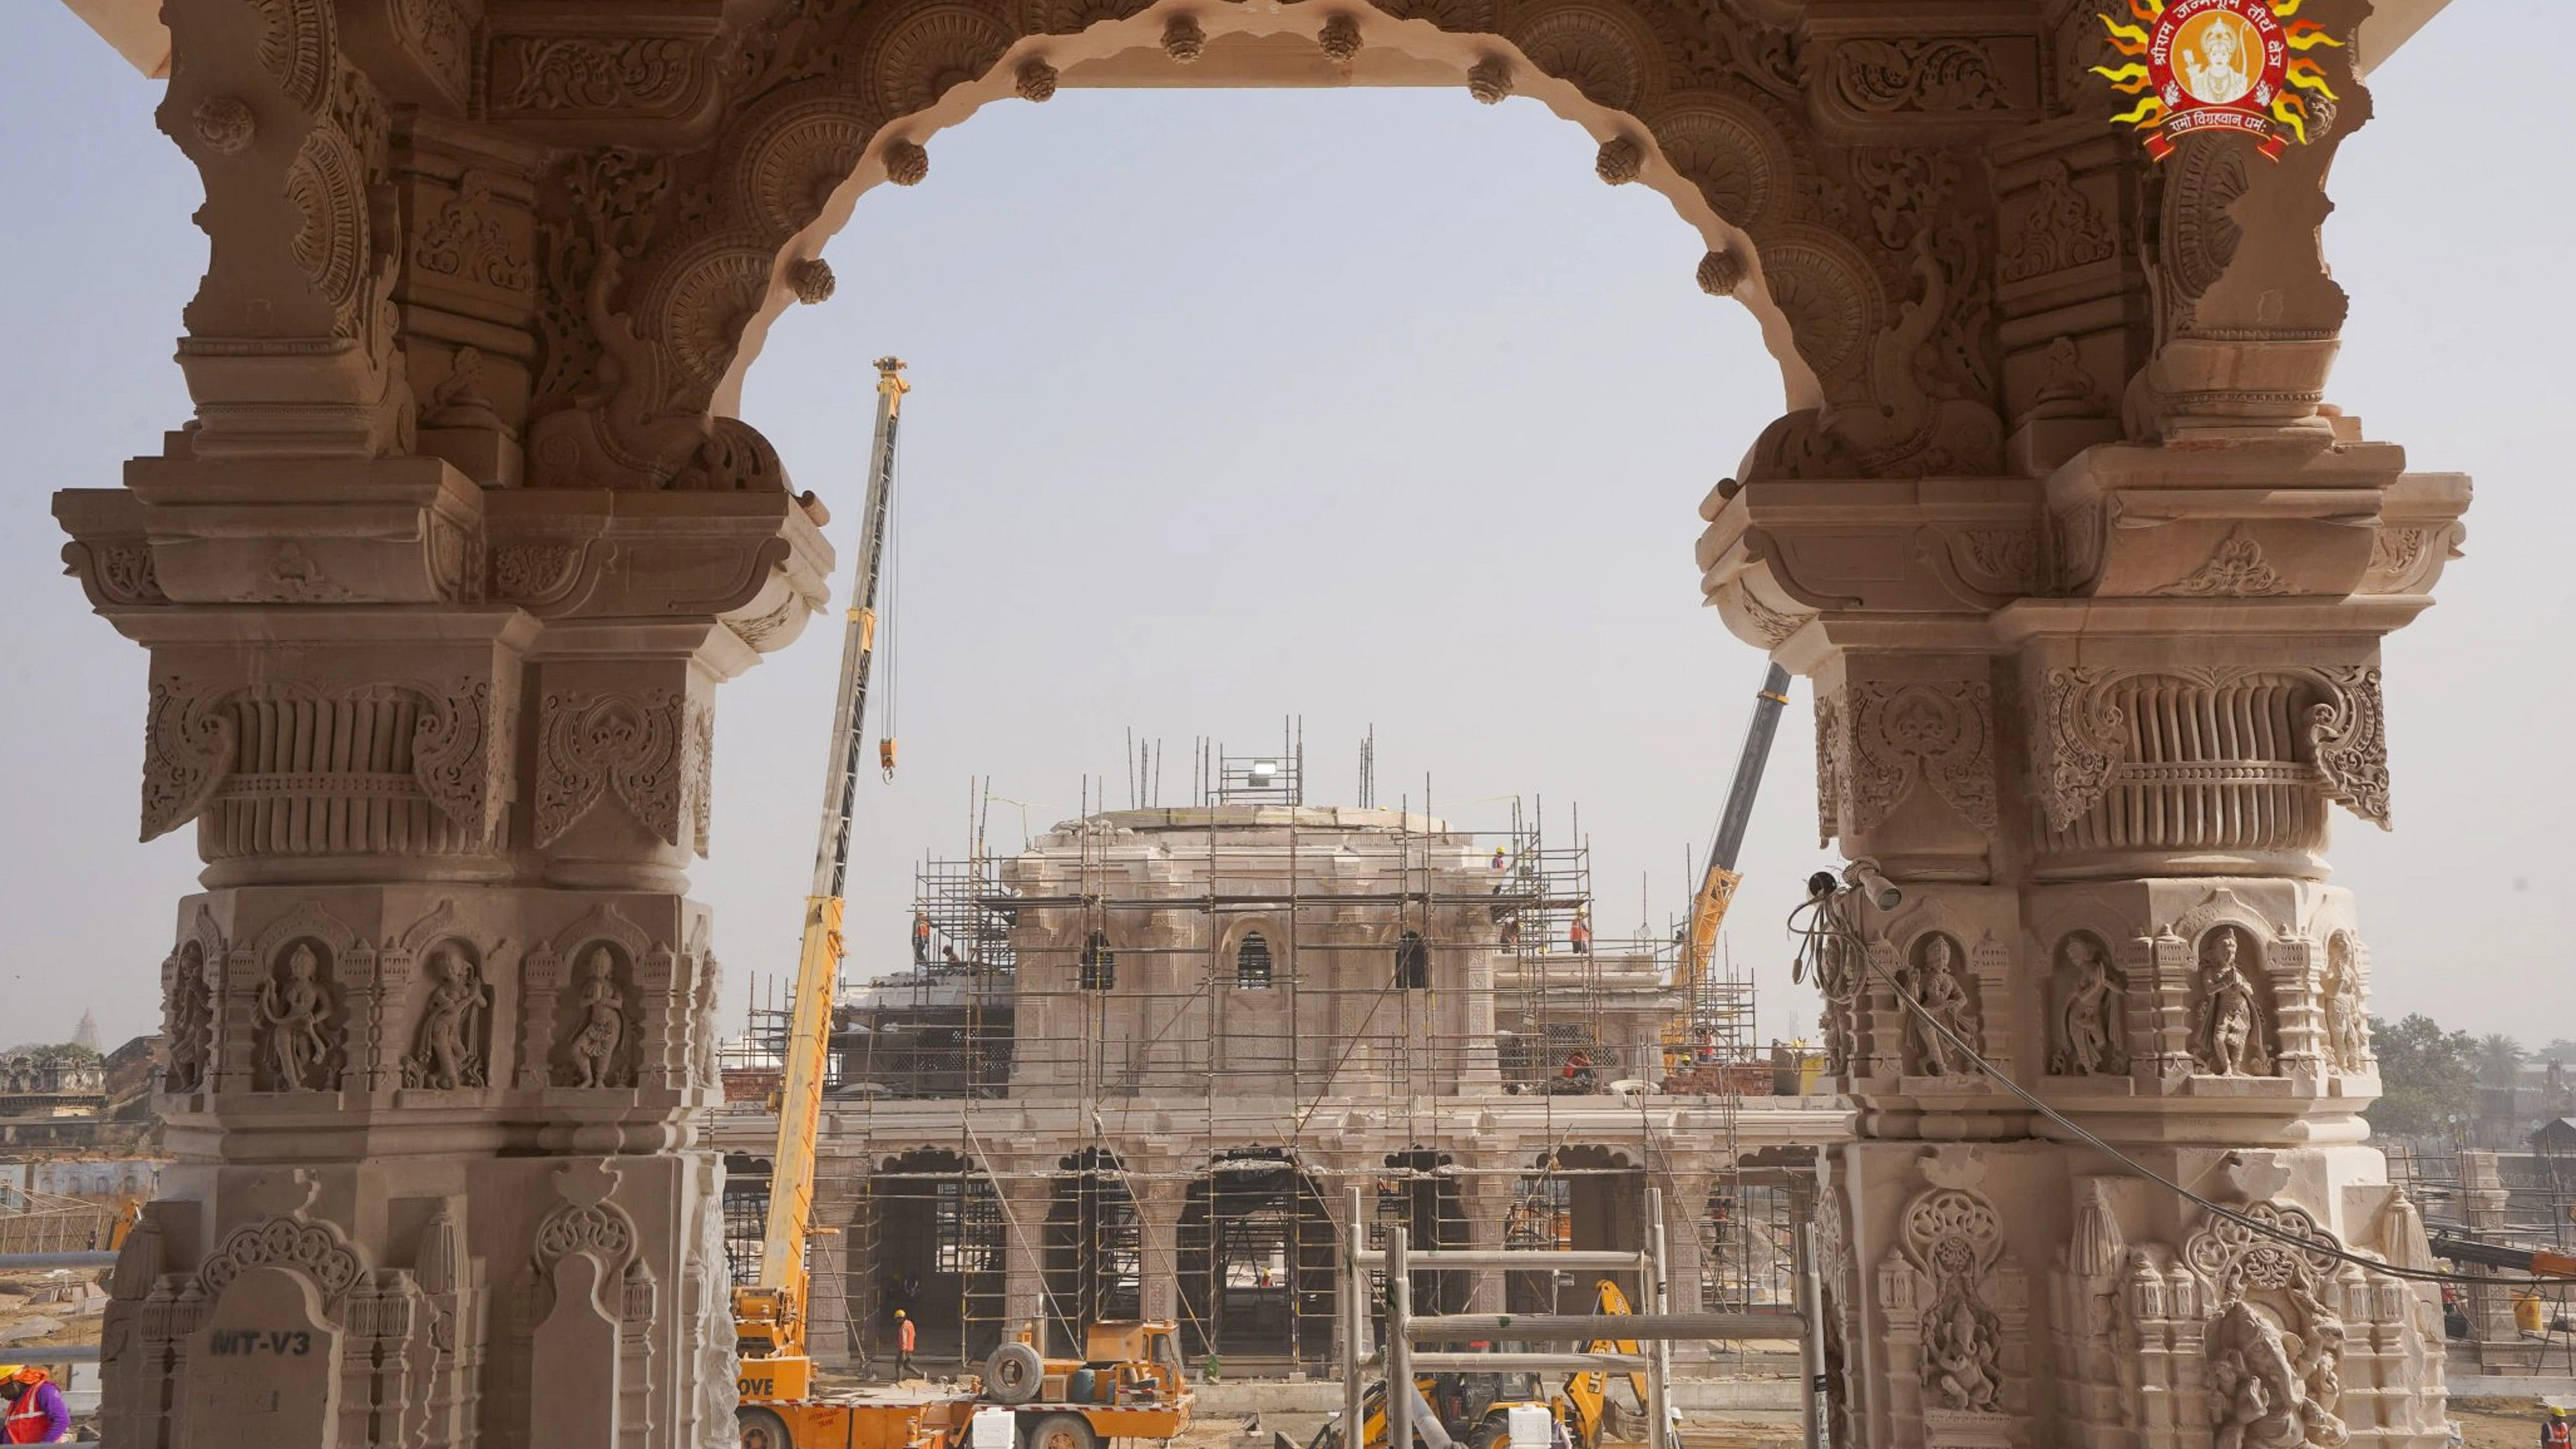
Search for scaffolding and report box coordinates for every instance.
[708,737,1819,1378]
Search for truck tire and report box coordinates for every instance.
[1024,1413,1099,1449]
[1467,1420,1511,1449]
[738,1406,796,1449]
[984,1341,1046,1406]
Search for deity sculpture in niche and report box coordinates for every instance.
[2051,934,2127,1077]
[561,947,633,1089]
[405,943,493,1090]
[2206,1298,2338,1449]
[2323,935,2369,1076]
[165,950,211,1093]
[2193,927,2272,1077]
[1922,1291,2003,1412]
[259,943,338,1091]
[1906,934,1981,1077]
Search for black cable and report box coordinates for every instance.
[1788,871,2527,1291]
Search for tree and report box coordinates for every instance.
[2365,1014,2480,1137]
[0,1043,100,1065]
[2477,1033,2530,1087]
[2541,1039,2576,1066]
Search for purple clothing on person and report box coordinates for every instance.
[5,1379,69,1443]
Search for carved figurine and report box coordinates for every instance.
[165,969,210,1093]
[2054,936,2124,1076]
[258,944,335,1091]
[1920,1295,2001,1413]
[405,944,492,1090]
[1908,936,1979,1077]
[2193,929,2270,1077]
[695,952,726,1090]
[565,947,630,1089]
[2206,1300,2306,1449]
[2324,939,2369,1076]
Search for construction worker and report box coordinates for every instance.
[2544,1404,2571,1449]
[913,912,932,966]
[1490,847,1506,871]
[1557,1049,1597,1095]
[893,1308,917,1381]
[1568,912,1592,955]
[0,1365,67,1443]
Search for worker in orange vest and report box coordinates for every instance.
[0,1365,67,1443]
[913,913,932,966]
[2545,1404,2572,1449]
[1568,912,1592,954]
[894,1308,917,1381]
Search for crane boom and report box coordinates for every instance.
[1666,663,1791,1068]
[735,357,908,1395]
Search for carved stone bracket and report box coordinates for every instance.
[2034,663,2389,840]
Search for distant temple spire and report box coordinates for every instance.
[71,1010,100,1054]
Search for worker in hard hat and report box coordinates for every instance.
[0,1365,68,1443]
[893,1307,917,1382]
[2545,1403,2572,1449]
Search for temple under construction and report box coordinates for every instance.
[709,742,1850,1375]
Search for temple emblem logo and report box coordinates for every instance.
[2094,0,2343,159]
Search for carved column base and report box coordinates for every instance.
[1824,1136,2452,1449]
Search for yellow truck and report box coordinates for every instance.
[739,1321,1194,1449]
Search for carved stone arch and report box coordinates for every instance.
[534,0,1861,488]
[552,900,656,962]
[2166,888,2279,954]
[1216,915,1287,987]
[252,898,363,964]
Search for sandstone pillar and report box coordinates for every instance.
[2459,1151,2519,1350]
[65,454,825,1449]
[1000,1173,1056,1347]
[1704,428,2468,1445]
[1133,1173,1190,1329]
[1460,1173,1514,1316]
[809,1170,862,1370]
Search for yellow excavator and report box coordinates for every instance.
[1308,1280,1661,1449]
[733,357,910,1406]
[1662,664,1791,1085]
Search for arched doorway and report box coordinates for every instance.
[1506,1146,1640,1313]
[855,1148,1007,1366]
[1176,1149,1337,1370]
[1377,1150,1471,1319]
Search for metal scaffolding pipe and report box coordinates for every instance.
[1353,1249,1645,1269]
[1407,1352,1654,1374]
[1402,1312,1804,1341]
[0,1253,116,1271]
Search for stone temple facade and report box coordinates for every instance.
[49,0,2465,1441]
[711,803,1848,1373]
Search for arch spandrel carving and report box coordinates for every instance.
[472,0,2087,491]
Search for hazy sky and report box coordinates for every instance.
[1,4,2562,1057]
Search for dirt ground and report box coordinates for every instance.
[2452,1397,2560,1448]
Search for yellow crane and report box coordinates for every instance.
[1662,664,1791,1078]
[733,357,910,1405]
